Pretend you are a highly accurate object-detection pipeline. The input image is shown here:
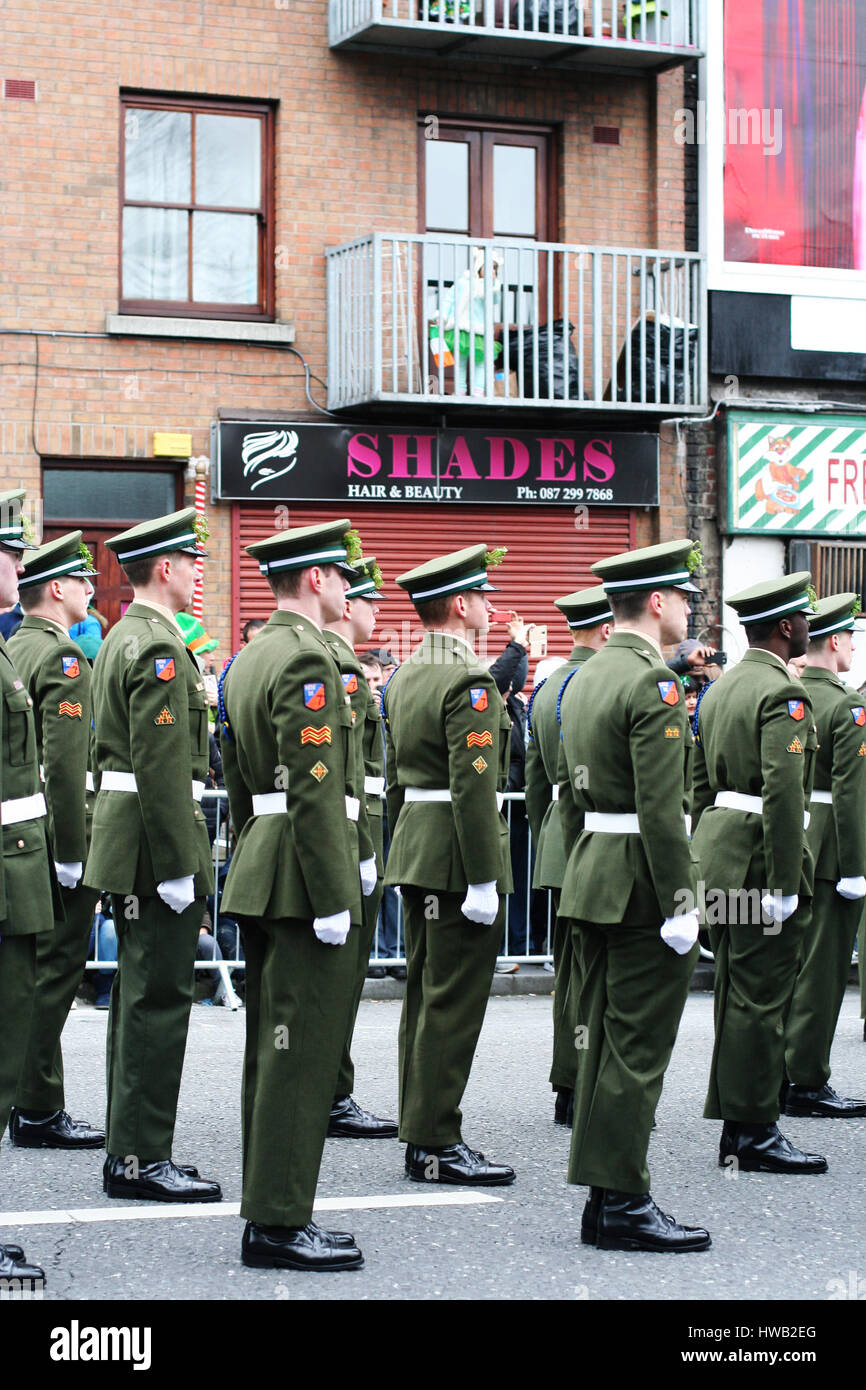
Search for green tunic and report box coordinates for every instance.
[84,601,212,1161]
[7,617,99,1112]
[691,649,818,1122]
[220,609,362,1227]
[383,630,512,1146]
[785,666,866,1086]
[558,631,697,1193]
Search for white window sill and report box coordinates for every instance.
[105,314,295,344]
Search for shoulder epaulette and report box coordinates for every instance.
[524,677,548,743]
[217,654,239,746]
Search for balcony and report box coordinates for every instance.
[326,233,707,413]
[329,0,703,72]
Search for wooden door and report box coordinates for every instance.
[40,525,133,632]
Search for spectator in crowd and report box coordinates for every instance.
[69,598,107,661]
[87,898,117,1010]
[242,618,266,645]
[368,647,398,684]
[359,650,404,978]
[196,905,228,1006]
[488,618,532,973]
[0,600,22,640]
[666,638,717,677]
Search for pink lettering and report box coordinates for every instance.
[347,433,381,478]
[844,458,858,504]
[441,437,481,480]
[538,438,576,482]
[388,434,436,479]
[827,456,840,503]
[485,437,529,482]
[583,439,615,484]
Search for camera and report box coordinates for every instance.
[704,651,727,666]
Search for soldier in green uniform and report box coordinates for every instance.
[692,573,827,1175]
[0,490,58,1283]
[324,555,398,1139]
[384,544,515,1186]
[8,531,104,1151]
[783,593,866,1116]
[559,539,710,1253]
[84,509,220,1202]
[524,586,613,1127]
[220,521,366,1272]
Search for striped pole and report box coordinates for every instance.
[192,456,208,619]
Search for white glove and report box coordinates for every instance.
[157,875,196,914]
[660,911,700,955]
[761,892,799,924]
[837,876,866,901]
[359,857,378,897]
[461,881,499,926]
[313,910,351,945]
[54,861,83,890]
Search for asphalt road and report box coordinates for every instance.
[3,988,866,1303]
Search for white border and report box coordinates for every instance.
[707,2,866,300]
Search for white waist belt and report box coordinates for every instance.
[1,792,47,826]
[584,810,692,837]
[810,790,833,805]
[405,786,505,812]
[40,765,95,793]
[715,790,810,829]
[364,776,385,796]
[551,785,560,801]
[101,770,204,802]
[252,791,360,822]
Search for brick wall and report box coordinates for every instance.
[1,1,689,652]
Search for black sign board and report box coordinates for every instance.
[217,422,659,507]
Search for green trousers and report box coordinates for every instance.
[0,934,38,1136]
[786,878,861,1088]
[15,884,99,1113]
[568,919,696,1193]
[240,916,359,1227]
[398,889,502,1148]
[549,890,579,1092]
[106,894,203,1163]
[335,880,383,1101]
[704,896,810,1122]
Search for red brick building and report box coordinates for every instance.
[1,0,706,664]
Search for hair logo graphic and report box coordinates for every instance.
[241,429,299,492]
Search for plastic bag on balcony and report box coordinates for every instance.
[510,0,582,35]
[508,320,580,400]
[628,315,697,404]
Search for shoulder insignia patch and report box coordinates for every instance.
[62,656,80,678]
[58,701,83,719]
[154,706,175,726]
[471,756,488,774]
[301,725,332,746]
[342,672,359,694]
[851,706,866,727]
[467,730,494,748]
[470,687,489,711]
[657,680,679,706]
[787,699,805,721]
[155,658,175,682]
[664,726,680,738]
[787,736,804,754]
[309,760,329,782]
[304,682,326,710]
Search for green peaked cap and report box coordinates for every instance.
[396,543,504,605]
[0,490,37,551]
[107,507,208,565]
[592,539,702,595]
[345,555,387,600]
[247,519,359,579]
[19,529,99,589]
[554,584,614,629]
[808,591,863,638]
[727,571,814,627]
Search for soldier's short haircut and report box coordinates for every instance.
[267,563,341,601]
[414,591,480,627]
[745,618,782,645]
[120,554,160,588]
[608,590,652,623]
[806,633,830,653]
[18,580,50,611]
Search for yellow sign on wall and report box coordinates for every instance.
[153,432,192,458]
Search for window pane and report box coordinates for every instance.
[122,207,188,300]
[125,108,191,203]
[493,145,536,236]
[425,141,469,232]
[43,469,177,522]
[196,114,261,207]
[192,212,258,303]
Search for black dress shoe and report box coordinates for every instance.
[366,966,386,980]
[10,1108,104,1149]
[387,965,408,981]
[405,1141,515,1186]
[0,1245,44,1281]
[784,1083,866,1118]
[327,1095,398,1139]
[719,1121,828,1173]
[580,1187,603,1245]
[553,1087,573,1127]
[103,1154,222,1202]
[590,1190,711,1253]
[242,1221,364,1271]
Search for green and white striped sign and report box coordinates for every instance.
[728,411,866,537]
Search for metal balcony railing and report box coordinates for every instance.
[326,233,707,412]
[329,0,703,67]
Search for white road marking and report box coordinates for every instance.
[0,1191,503,1228]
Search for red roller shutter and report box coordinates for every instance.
[233,503,634,675]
